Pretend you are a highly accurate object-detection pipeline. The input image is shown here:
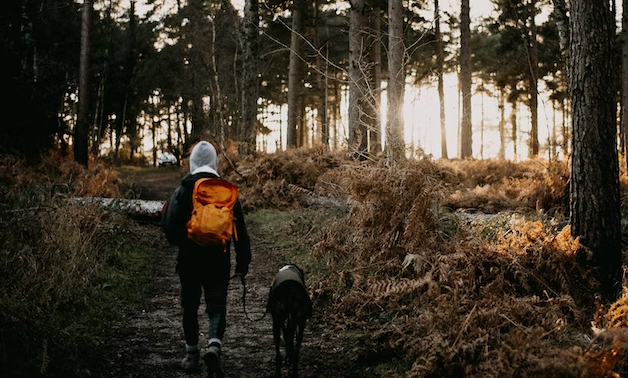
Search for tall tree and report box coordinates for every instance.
[287,0,305,148]
[369,3,382,155]
[528,0,539,156]
[570,0,621,302]
[498,89,507,159]
[386,0,406,165]
[209,3,225,146]
[435,0,448,159]
[75,0,93,166]
[622,0,628,170]
[459,0,472,158]
[348,0,370,159]
[313,0,328,147]
[239,0,259,155]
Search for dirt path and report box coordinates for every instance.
[107,169,357,378]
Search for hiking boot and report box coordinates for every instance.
[204,345,224,378]
[181,350,200,371]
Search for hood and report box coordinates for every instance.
[189,141,218,175]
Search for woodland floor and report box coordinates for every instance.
[106,167,362,378]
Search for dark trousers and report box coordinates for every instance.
[179,273,228,347]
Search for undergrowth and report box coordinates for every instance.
[221,146,347,211]
[278,156,626,378]
[0,152,158,378]
[5,147,628,378]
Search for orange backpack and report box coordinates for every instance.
[186,178,238,250]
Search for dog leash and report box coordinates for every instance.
[231,274,268,322]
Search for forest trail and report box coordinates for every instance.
[107,167,357,378]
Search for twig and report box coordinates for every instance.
[499,313,523,329]
[217,143,248,186]
[452,304,477,349]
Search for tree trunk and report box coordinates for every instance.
[480,86,485,159]
[622,0,628,170]
[287,0,305,149]
[561,96,569,157]
[313,0,327,146]
[92,64,106,156]
[528,0,539,157]
[570,0,622,303]
[510,100,518,161]
[552,0,571,83]
[435,0,448,159]
[73,197,166,221]
[239,0,259,155]
[190,94,206,145]
[370,5,382,155]
[333,77,340,150]
[167,106,173,153]
[128,118,139,162]
[498,88,506,160]
[348,0,370,159]
[550,99,557,161]
[297,96,306,147]
[459,0,472,158]
[386,0,405,165]
[75,0,93,167]
[152,118,158,166]
[209,9,225,147]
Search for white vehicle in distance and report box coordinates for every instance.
[159,153,177,167]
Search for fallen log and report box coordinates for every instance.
[73,197,166,221]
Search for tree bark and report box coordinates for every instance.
[73,197,166,221]
[209,8,225,147]
[528,0,539,157]
[435,0,448,159]
[312,0,327,146]
[369,4,382,155]
[75,0,93,167]
[570,0,622,302]
[239,0,259,155]
[622,0,628,170]
[552,0,570,84]
[498,88,506,160]
[348,0,370,159]
[459,0,472,158]
[510,100,518,161]
[287,0,305,149]
[386,0,405,165]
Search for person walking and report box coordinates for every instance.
[162,141,251,376]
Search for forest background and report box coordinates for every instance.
[4,0,628,377]
[2,0,587,163]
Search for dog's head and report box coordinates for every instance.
[278,264,305,283]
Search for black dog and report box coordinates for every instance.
[267,264,313,377]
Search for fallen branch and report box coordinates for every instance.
[73,197,166,220]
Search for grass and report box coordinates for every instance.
[0,206,159,378]
[60,232,158,377]
[245,204,348,286]
[0,155,161,378]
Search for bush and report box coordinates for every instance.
[0,153,155,377]
[221,147,348,210]
[437,159,570,214]
[307,158,624,377]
